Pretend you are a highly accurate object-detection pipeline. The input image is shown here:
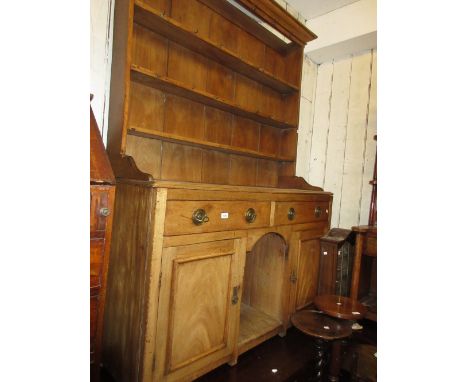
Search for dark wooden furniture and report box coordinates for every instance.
[90,104,116,381]
[291,310,352,382]
[318,228,355,297]
[349,344,377,382]
[350,226,377,321]
[350,135,377,321]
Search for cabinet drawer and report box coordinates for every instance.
[164,201,271,235]
[274,201,329,225]
[90,187,112,236]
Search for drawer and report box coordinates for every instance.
[90,187,112,235]
[274,201,329,225]
[164,201,271,235]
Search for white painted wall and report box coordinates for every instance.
[90,0,115,143]
[296,49,377,229]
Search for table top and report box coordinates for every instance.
[291,310,352,340]
[315,295,367,320]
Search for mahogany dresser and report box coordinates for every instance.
[90,105,116,380]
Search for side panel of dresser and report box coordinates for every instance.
[90,184,115,378]
[102,183,157,382]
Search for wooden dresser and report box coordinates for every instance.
[90,105,116,380]
[102,1,326,380]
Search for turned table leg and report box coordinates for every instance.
[313,338,328,381]
[328,339,342,382]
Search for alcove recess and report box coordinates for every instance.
[106,0,317,187]
[239,233,288,354]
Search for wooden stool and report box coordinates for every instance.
[291,310,352,381]
[315,295,367,320]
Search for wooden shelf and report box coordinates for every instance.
[133,0,299,94]
[128,127,295,162]
[198,0,294,54]
[238,303,282,352]
[131,65,296,130]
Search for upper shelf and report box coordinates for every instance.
[133,0,299,95]
[131,64,296,130]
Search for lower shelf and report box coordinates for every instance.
[238,303,282,355]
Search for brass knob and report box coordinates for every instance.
[99,207,110,217]
[245,208,257,223]
[288,207,296,221]
[192,209,209,225]
[314,206,322,218]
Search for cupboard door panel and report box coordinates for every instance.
[156,239,240,381]
[295,239,321,309]
[169,254,231,370]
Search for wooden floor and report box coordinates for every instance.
[101,319,377,382]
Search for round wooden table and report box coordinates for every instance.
[315,294,367,320]
[291,310,353,381]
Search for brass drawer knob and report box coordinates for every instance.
[314,206,322,218]
[245,208,257,223]
[99,207,110,217]
[288,207,296,221]
[192,209,209,225]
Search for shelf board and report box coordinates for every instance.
[238,303,282,352]
[128,127,295,162]
[131,64,296,130]
[133,0,299,94]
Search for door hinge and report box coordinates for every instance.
[231,285,240,305]
[290,271,297,283]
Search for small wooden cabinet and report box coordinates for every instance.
[318,228,355,297]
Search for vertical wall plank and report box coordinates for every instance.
[296,97,313,178]
[308,62,333,188]
[296,56,318,179]
[359,50,377,225]
[338,52,373,228]
[323,56,352,228]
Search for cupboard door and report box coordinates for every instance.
[289,229,323,314]
[155,239,241,381]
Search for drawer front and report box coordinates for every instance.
[274,201,329,225]
[164,201,271,235]
[90,187,112,236]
